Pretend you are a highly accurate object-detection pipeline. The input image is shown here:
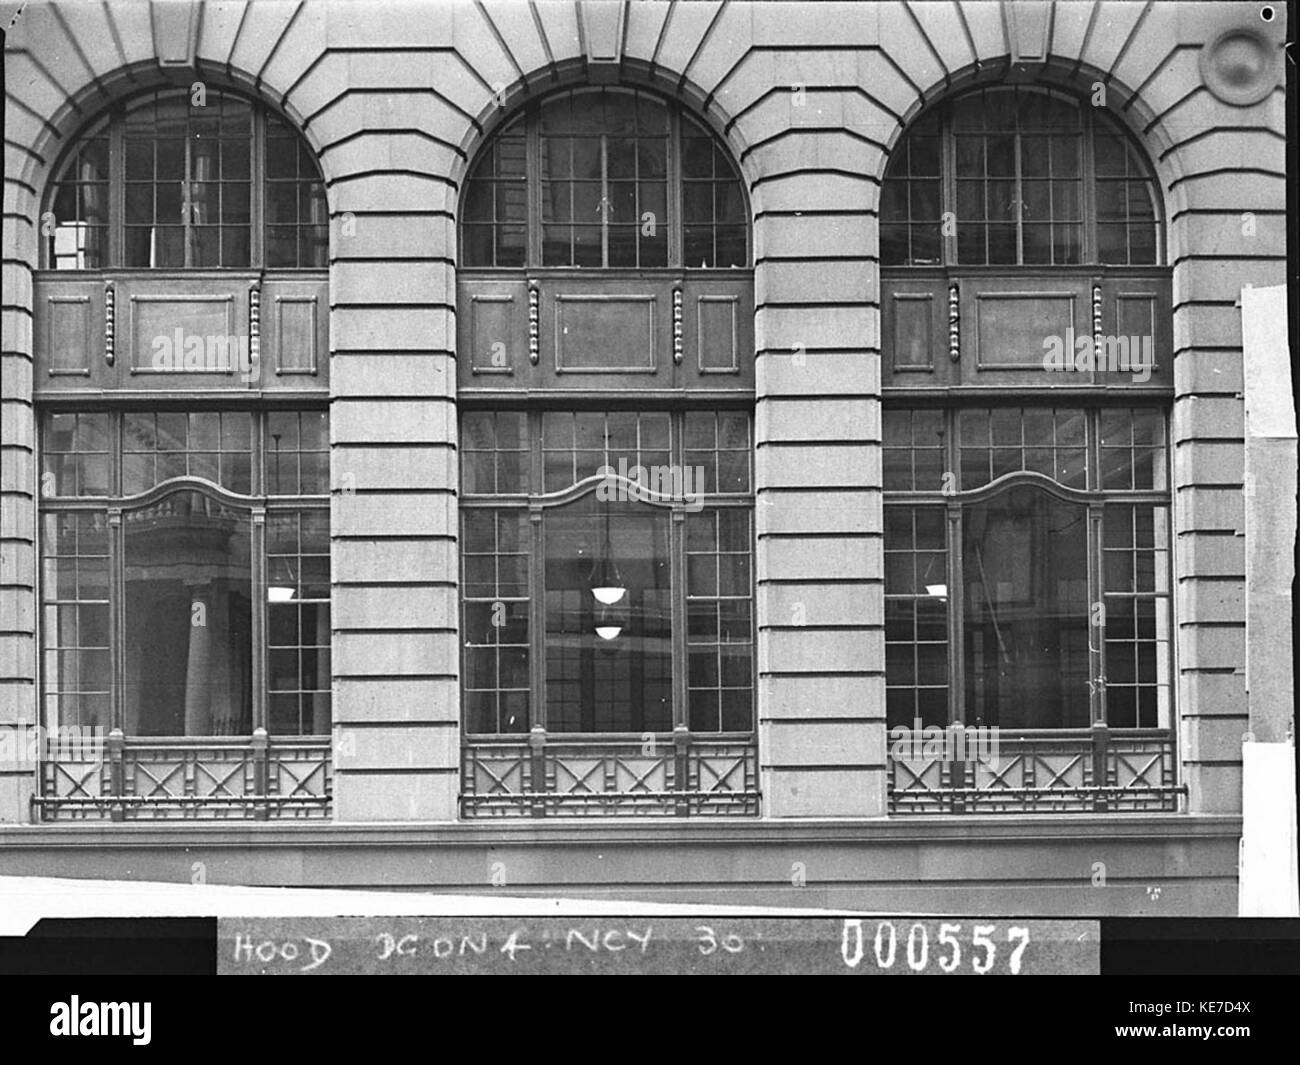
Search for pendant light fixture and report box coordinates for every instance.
[591,505,626,639]
[590,506,626,606]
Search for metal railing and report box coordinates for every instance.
[461,728,759,817]
[34,729,332,821]
[888,727,1183,814]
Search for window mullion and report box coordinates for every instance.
[252,507,267,732]
[944,410,964,723]
[1088,501,1106,727]
[107,507,124,736]
[252,106,265,268]
[526,109,541,267]
[1081,106,1096,264]
[600,135,609,267]
[527,412,546,730]
[668,109,681,267]
[1014,130,1023,265]
[946,500,965,726]
[251,410,265,496]
[110,410,122,497]
[109,116,125,269]
[942,114,957,266]
[528,505,546,732]
[182,120,193,269]
[670,506,688,732]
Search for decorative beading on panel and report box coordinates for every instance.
[461,736,759,817]
[249,282,261,367]
[104,282,115,365]
[888,730,1183,814]
[673,286,683,365]
[1092,283,1102,356]
[34,738,332,821]
[528,282,540,365]
[947,282,960,362]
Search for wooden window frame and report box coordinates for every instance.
[43,89,326,271]
[462,87,749,271]
[460,406,756,741]
[882,86,1164,269]
[36,405,331,741]
[882,401,1174,732]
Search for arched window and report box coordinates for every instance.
[34,88,332,822]
[37,408,333,819]
[457,88,756,818]
[881,86,1161,267]
[45,89,327,270]
[881,86,1178,815]
[461,87,747,269]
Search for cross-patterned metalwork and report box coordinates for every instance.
[889,729,1182,814]
[461,736,759,817]
[35,739,331,821]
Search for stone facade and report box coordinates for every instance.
[0,0,1287,913]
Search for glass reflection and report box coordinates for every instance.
[123,490,252,735]
[963,486,1090,729]
[544,496,672,732]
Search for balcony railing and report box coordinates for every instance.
[34,731,332,821]
[888,727,1183,814]
[461,730,759,817]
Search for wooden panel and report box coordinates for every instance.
[1100,274,1173,388]
[273,295,320,375]
[697,294,738,373]
[33,273,329,395]
[889,293,934,373]
[974,292,1076,370]
[882,271,1173,389]
[1115,293,1157,341]
[1105,292,1159,384]
[45,296,92,376]
[880,273,950,386]
[469,293,516,375]
[261,274,330,392]
[129,293,239,376]
[455,271,753,392]
[554,294,656,372]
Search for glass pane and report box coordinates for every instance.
[40,512,112,731]
[963,486,1090,729]
[544,497,674,733]
[1021,136,1050,178]
[123,492,253,736]
[909,134,940,176]
[884,505,949,729]
[985,135,1015,177]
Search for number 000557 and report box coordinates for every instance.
[840,921,1031,975]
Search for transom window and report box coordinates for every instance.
[39,409,330,739]
[881,86,1161,267]
[883,404,1171,733]
[462,87,748,269]
[45,89,327,270]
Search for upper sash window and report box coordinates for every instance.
[881,86,1162,267]
[45,89,327,270]
[461,87,748,270]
